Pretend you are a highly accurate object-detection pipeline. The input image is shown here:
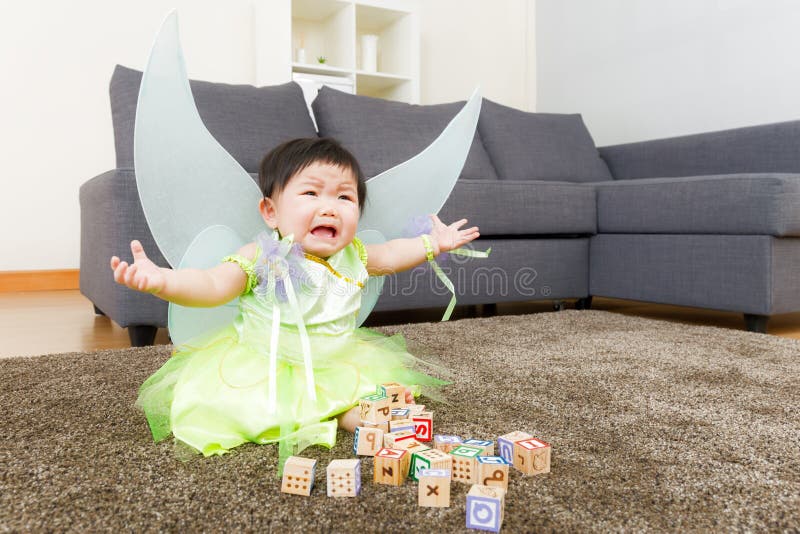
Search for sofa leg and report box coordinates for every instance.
[575,296,593,310]
[482,303,497,317]
[93,304,106,316]
[743,314,768,334]
[553,300,566,312]
[129,325,158,347]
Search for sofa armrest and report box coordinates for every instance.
[79,169,169,328]
[598,120,800,180]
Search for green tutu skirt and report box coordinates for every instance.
[136,322,448,464]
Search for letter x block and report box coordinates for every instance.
[326,459,361,497]
[280,456,317,496]
[374,447,409,486]
[410,448,453,481]
[379,382,407,408]
[418,468,451,507]
[359,393,391,424]
[353,426,384,456]
[476,456,511,490]
[513,437,551,475]
[463,439,494,456]
[449,445,484,484]
[466,484,506,532]
[497,431,532,464]
[412,411,433,442]
[434,434,463,453]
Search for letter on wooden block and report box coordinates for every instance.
[391,408,411,420]
[476,456,510,490]
[383,429,416,449]
[353,426,384,456]
[513,437,551,475]
[374,447,409,485]
[410,448,453,481]
[434,434,463,453]
[360,419,389,433]
[463,439,494,456]
[359,393,391,424]
[449,445,484,484]
[412,411,433,442]
[280,456,317,496]
[497,431,532,464]
[466,484,505,532]
[326,459,361,497]
[407,404,426,417]
[389,417,416,433]
[404,440,431,455]
[379,382,406,408]
[418,469,451,507]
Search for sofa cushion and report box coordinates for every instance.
[110,65,317,173]
[478,99,612,183]
[595,173,800,236]
[311,87,499,180]
[438,180,596,236]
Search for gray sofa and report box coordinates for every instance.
[80,65,800,345]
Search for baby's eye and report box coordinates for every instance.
[303,191,317,196]
[339,195,354,201]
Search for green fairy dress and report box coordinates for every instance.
[136,230,446,462]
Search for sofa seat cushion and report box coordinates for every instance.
[438,180,596,236]
[311,87,499,181]
[595,173,800,236]
[110,65,317,173]
[478,99,613,183]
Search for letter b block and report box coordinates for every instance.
[476,456,510,490]
[374,447,409,486]
[466,484,505,532]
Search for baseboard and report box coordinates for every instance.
[0,269,80,292]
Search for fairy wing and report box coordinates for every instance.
[355,88,482,324]
[134,11,264,343]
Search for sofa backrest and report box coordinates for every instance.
[109,65,318,173]
[311,86,499,181]
[477,99,613,183]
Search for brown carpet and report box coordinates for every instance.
[2,310,799,532]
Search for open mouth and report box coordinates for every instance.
[310,225,337,239]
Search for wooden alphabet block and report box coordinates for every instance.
[374,447,409,486]
[407,404,426,417]
[513,437,551,475]
[409,448,453,481]
[360,419,389,433]
[280,456,317,496]
[353,426,383,456]
[418,469,451,507]
[449,445,484,484]
[434,434,463,453]
[379,382,406,408]
[389,417,416,433]
[359,393,391,424]
[463,439,494,456]
[466,484,505,532]
[497,431,532,464]
[403,440,431,455]
[476,456,510,490]
[326,459,361,497]
[391,408,411,420]
[412,411,433,442]
[383,430,416,449]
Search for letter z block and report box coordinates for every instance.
[466,484,505,532]
[281,456,317,496]
[374,447,409,486]
[379,382,407,408]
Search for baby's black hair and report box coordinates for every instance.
[258,137,367,213]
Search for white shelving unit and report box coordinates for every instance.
[255,0,420,103]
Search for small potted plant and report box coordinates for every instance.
[317,56,327,65]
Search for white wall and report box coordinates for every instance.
[536,0,800,146]
[1,0,532,271]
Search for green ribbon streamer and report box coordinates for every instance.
[428,245,492,321]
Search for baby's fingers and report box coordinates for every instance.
[113,261,128,284]
[123,263,138,286]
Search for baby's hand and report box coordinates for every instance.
[405,387,416,405]
[110,240,167,295]
[429,214,480,255]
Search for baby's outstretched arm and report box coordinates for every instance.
[110,240,253,307]
[365,214,479,275]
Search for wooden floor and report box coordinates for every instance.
[1,289,799,358]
